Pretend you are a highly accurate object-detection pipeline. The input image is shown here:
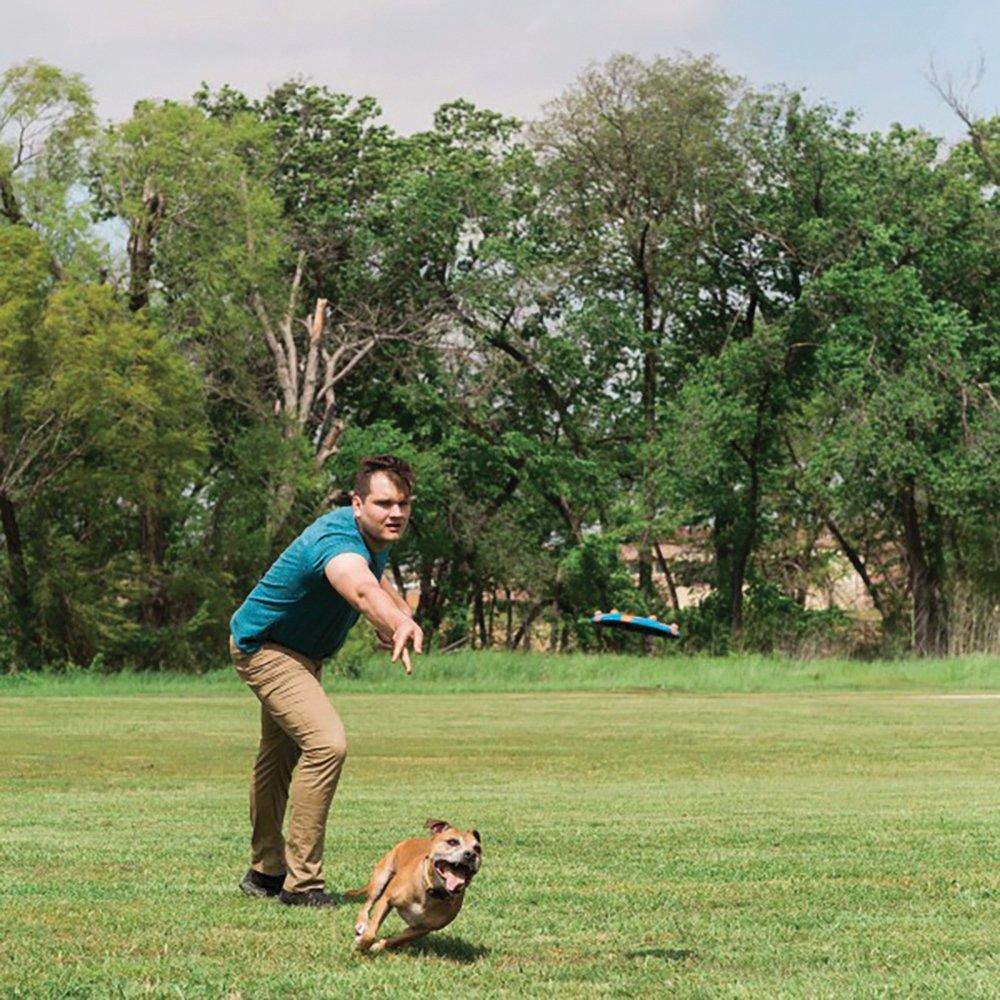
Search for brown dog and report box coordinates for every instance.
[348,819,482,953]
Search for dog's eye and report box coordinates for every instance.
[447,838,460,846]
[474,844,481,853]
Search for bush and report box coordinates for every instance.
[680,584,852,656]
[325,623,381,679]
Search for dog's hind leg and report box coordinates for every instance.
[369,926,431,954]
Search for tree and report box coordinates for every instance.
[776,121,999,654]
[531,53,744,599]
[0,60,97,272]
[0,225,206,668]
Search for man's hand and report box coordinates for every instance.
[391,618,423,675]
[326,553,422,674]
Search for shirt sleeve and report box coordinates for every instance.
[308,524,370,577]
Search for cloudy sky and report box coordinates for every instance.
[4,0,997,140]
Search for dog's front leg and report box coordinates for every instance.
[355,857,394,938]
[355,894,392,953]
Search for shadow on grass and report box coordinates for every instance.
[624,948,697,962]
[408,936,488,963]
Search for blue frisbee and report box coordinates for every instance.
[591,610,680,638]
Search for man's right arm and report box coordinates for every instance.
[324,553,423,673]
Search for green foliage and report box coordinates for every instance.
[0,54,996,669]
[556,535,636,642]
[0,60,98,271]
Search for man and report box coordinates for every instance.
[229,454,423,907]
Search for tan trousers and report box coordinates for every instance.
[229,638,348,893]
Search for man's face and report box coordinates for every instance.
[351,471,412,548]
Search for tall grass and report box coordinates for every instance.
[1,650,997,697]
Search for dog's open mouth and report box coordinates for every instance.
[434,859,473,894]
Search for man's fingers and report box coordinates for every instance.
[391,621,419,673]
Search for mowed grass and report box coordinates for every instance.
[1,659,999,997]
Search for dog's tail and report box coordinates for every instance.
[343,885,368,899]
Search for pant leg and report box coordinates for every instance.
[231,638,297,876]
[231,639,348,892]
[249,698,300,876]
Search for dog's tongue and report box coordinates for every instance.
[443,868,466,893]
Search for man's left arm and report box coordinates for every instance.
[373,576,412,650]
[380,575,412,617]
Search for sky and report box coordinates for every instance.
[3,0,998,141]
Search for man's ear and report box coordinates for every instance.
[424,818,449,835]
[472,829,481,843]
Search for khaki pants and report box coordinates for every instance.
[229,638,347,893]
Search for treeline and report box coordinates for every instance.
[0,55,997,670]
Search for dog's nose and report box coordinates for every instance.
[463,850,475,862]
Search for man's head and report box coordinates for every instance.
[351,455,414,550]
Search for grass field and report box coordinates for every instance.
[2,655,999,997]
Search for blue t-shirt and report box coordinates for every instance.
[230,506,390,660]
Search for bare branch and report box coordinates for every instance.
[927,54,998,183]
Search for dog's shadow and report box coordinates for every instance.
[624,948,698,962]
[408,936,488,963]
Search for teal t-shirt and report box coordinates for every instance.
[230,506,390,660]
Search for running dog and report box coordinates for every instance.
[349,819,482,953]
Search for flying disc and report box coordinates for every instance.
[591,610,680,638]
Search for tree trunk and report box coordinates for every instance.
[824,516,889,620]
[653,540,680,611]
[511,600,544,651]
[713,508,734,623]
[728,383,770,632]
[729,524,753,632]
[504,586,513,645]
[0,175,23,225]
[899,481,947,655]
[0,492,41,669]
[487,588,496,647]
[473,584,487,649]
[416,558,448,648]
[636,228,659,599]
[139,503,169,628]
[638,343,657,597]
[127,179,164,313]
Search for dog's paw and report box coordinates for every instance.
[368,940,387,954]
[354,921,366,937]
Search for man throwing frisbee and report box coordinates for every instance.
[229,454,422,907]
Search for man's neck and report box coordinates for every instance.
[355,517,388,554]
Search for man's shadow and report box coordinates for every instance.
[409,936,488,963]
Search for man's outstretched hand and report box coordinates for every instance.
[391,618,423,675]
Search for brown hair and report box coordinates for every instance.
[354,454,415,499]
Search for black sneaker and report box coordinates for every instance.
[239,868,285,898]
[278,888,338,908]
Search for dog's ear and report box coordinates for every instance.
[472,829,481,843]
[424,818,450,835]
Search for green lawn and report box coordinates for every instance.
[1,660,999,997]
